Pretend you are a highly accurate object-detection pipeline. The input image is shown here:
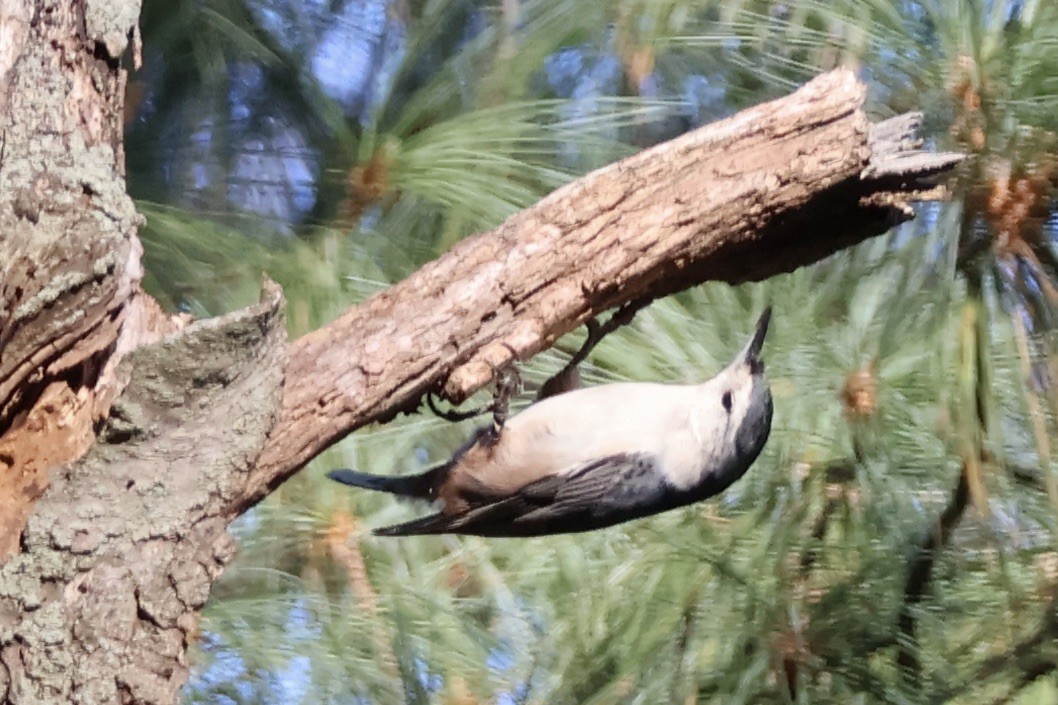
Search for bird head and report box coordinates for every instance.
[708,306,773,463]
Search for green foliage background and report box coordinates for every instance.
[127,0,1058,702]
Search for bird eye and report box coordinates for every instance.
[722,391,733,413]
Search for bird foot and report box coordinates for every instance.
[537,298,649,401]
[427,345,522,442]
[484,364,522,445]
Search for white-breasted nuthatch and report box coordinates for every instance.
[329,307,773,537]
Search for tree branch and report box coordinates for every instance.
[238,69,962,512]
[896,463,971,683]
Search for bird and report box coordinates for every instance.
[328,307,773,537]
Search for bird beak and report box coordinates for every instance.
[739,306,771,373]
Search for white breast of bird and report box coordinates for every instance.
[478,381,718,492]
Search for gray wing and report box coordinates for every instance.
[374,452,675,537]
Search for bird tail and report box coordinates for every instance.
[327,467,439,500]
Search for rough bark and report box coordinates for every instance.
[0,0,185,561]
[0,284,284,704]
[0,1,963,701]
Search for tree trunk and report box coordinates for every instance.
[0,1,959,702]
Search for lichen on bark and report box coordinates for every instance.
[0,284,284,705]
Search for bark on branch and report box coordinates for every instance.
[242,70,962,509]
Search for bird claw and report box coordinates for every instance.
[425,392,487,423]
[427,345,522,441]
[485,364,522,444]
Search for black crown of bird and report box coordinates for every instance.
[329,307,773,537]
